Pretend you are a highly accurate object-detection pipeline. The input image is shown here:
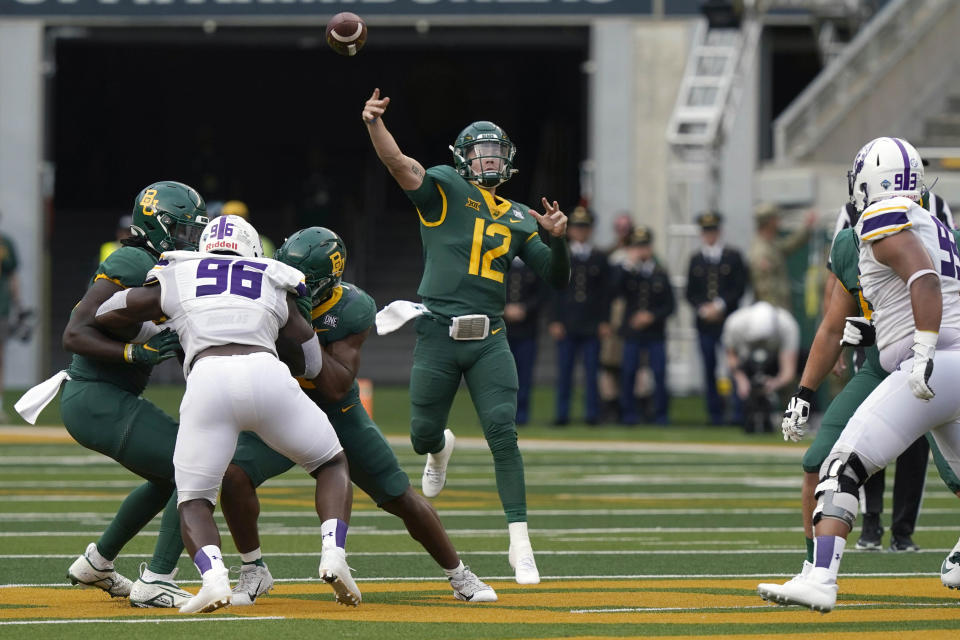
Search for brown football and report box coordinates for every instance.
[326,12,367,57]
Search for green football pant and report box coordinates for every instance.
[802,362,960,493]
[232,385,409,505]
[409,316,526,523]
[60,380,184,573]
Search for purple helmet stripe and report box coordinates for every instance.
[891,137,911,191]
[216,217,227,240]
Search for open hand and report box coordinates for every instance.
[528,198,567,238]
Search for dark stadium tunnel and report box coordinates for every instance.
[47,25,588,373]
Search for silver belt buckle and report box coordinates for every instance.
[449,314,490,340]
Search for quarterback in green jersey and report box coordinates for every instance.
[363,88,571,584]
[218,227,497,604]
[61,181,207,608]
[758,224,960,604]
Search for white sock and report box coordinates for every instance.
[443,561,465,578]
[240,548,262,564]
[508,522,531,548]
[321,518,347,550]
[87,544,113,569]
[142,569,175,583]
[194,544,226,577]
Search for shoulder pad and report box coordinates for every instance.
[858,197,916,243]
[98,246,157,288]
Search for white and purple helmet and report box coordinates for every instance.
[850,137,924,211]
[199,214,263,258]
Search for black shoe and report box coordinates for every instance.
[855,514,883,550]
[890,536,920,552]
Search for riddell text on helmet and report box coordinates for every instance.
[206,240,238,251]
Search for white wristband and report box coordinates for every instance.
[914,329,938,349]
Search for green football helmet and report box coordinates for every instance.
[130,181,208,254]
[275,227,347,305]
[450,121,517,188]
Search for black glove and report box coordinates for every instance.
[841,316,876,347]
[125,328,180,365]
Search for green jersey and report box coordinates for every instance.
[66,245,158,395]
[830,228,881,371]
[0,233,19,316]
[405,165,568,318]
[298,281,376,410]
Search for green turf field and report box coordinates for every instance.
[1,386,959,638]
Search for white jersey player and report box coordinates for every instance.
[758,137,960,612]
[94,215,361,614]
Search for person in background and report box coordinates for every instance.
[685,211,748,425]
[221,200,276,257]
[505,257,545,426]
[599,212,635,422]
[99,215,134,264]
[0,211,21,422]
[614,227,675,425]
[749,202,817,310]
[723,300,800,434]
[548,206,611,426]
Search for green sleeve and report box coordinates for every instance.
[520,232,570,289]
[829,228,860,293]
[95,246,157,288]
[404,165,459,225]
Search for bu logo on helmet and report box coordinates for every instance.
[139,189,158,216]
[329,250,345,276]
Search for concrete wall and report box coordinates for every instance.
[0,20,46,389]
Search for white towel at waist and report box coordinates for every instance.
[15,370,71,425]
[375,300,429,335]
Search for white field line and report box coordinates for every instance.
[1,548,955,560]
[0,571,945,589]
[571,602,960,614]
[0,617,284,626]
[0,427,806,457]
[2,525,959,537]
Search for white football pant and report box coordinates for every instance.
[174,352,343,505]
[830,350,960,480]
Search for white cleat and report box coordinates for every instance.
[230,562,275,606]
[449,566,497,602]
[67,542,132,598]
[757,567,837,613]
[319,547,361,607]
[509,543,541,585]
[757,560,813,603]
[941,542,960,589]
[422,429,455,498]
[130,564,193,608]
[179,568,231,614]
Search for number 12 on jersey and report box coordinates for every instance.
[468,219,511,283]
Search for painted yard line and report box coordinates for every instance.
[0,571,946,589]
[3,548,954,560]
[0,427,806,456]
[4,525,958,537]
[0,616,285,626]
[570,602,960,614]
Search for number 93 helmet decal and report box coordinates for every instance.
[131,181,208,254]
[450,121,518,189]
[274,227,346,305]
[850,137,924,211]
[199,215,264,258]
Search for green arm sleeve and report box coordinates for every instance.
[521,233,570,289]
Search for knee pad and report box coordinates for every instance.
[812,451,869,528]
[483,412,518,455]
[410,424,443,456]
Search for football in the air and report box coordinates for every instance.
[326,12,367,57]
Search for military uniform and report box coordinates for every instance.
[614,230,675,424]
[805,228,959,514]
[684,212,748,425]
[0,232,18,340]
[504,258,544,425]
[231,282,411,505]
[749,203,811,310]
[61,245,183,574]
[550,209,611,425]
[402,164,569,523]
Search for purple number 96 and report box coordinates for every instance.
[195,258,266,300]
